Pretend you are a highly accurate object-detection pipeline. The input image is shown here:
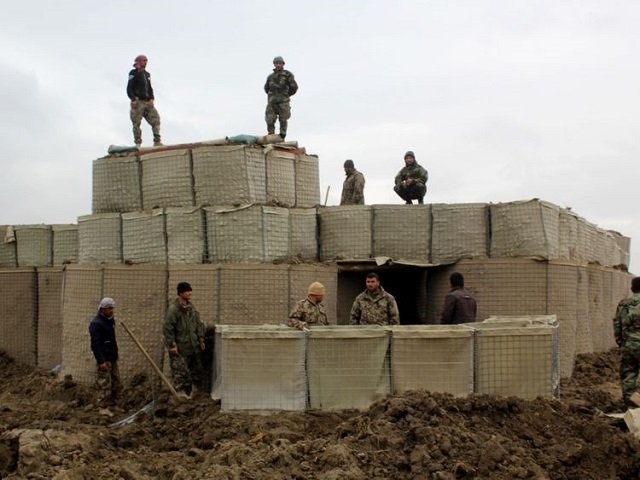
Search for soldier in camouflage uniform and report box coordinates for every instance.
[164,282,206,397]
[340,159,365,205]
[350,272,400,326]
[393,150,428,204]
[264,56,298,140]
[614,276,640,405]
[127,54,162,147]
[89,297,121,406]
[288,282,328,330]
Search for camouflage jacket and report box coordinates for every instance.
[614,293,640,346]
[163,299,205,356]
[288,297,328,329]
[350,287,399,326]
[340,170,365,205]
[264,69,298,99]
[394,162,428,188]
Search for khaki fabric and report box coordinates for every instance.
[78,214,122,264]
[140,149,193,209]
[307,326,390,410]
[318,206,372,261]
[122,209,166,264]
[92,155,142,213]
[295,154,320,207]
[165,207,206,264]
[389,325,474,396]
[265,149,295,207]
[0,226,17,267]
[289,208,317,262]
[37,267,64,369]
[372,205,430,262]
[431,203,488,264]
[212,325,306,411]
[0,268,37,365]
[52,225,78,266]
[15,225,52,267]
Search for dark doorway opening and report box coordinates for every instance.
[336,264,428,325]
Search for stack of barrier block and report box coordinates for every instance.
[211,322,558,412]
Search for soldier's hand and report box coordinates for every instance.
[148,99,154,107]
[98,362,109,372]
[130,100,138,107]
[169,346,179,356]
[297,321,308,331]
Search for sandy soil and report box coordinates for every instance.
[1,350,639,480]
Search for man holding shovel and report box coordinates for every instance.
[163,282,206,398]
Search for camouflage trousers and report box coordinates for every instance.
[169,352,204,395]
[620,344,640,402]
[265,97,291,136]
[130,100,161,144]
[394,182,426,203]
[95,361,122,406]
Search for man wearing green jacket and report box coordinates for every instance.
[393,150,428,204]
[164,282,205,398]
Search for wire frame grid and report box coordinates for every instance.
[102,265,167,383]
[265,150,296,207]
[295,154,320,207]
[122,210,167,264]
[37,267,64,369]
[288,208,318,262]
[307,327,391,410]
[558,209,579,263]
[215,326,307,411]
[474,326,558,399]
[431,203,488,264]
[0,226,17,267]
[92,155,142,213]
[61,265,103,384]
[390,326,474,396]
[547,263,579,378]
[372,205,431,262]
[52,225,78,266]
[15,225,52,267]
[141,149,194,209]
[165,207,206,264]
[489,199,560,260]
[318,206,372,261]
[192,145,266,206]
[78,214,122,264]
[206,206,289,263]
[218,264,289,325]
[0,268,37,365]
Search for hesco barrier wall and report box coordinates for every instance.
[389,325,474,396]
[425,259,631,378]
[212,325,307,412]
[431,203,489,264]
[206,322,558,411]
[94,144,319,214]
[372,205,431,262]
[61,264,167,385]
[122,209,166,264]
[205,205,290,263]
[289,208,317,262]
[307,326,391,410]
[0,226,17,267]
[473,324,558,400]
[15,225,52,267]
[78,213,122,264]
[52,225,78,266]
[165,207,206,264]
[318,206,373,261]
[37,267,64,370]
[0,268,37,365]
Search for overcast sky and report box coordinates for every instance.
[1,1,638,272]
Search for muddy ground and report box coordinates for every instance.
[1,350,640,480]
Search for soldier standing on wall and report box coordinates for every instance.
[264,56,298,140]
[340,159,365,205]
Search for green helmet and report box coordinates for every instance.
[273,56,285,64]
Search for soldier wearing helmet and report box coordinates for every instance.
[264,56,298,140]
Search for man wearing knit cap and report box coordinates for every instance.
[340,159,366,205]
[350,272,400,325]
[264,55,298,140]
[89,297,121,406]
[393,150,428,204]
[288,281,328,330]
[163,282,206,397]
[127,54,163,147]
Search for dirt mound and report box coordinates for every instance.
[1,350,640,479]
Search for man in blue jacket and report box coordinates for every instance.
[89,297,121,406]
